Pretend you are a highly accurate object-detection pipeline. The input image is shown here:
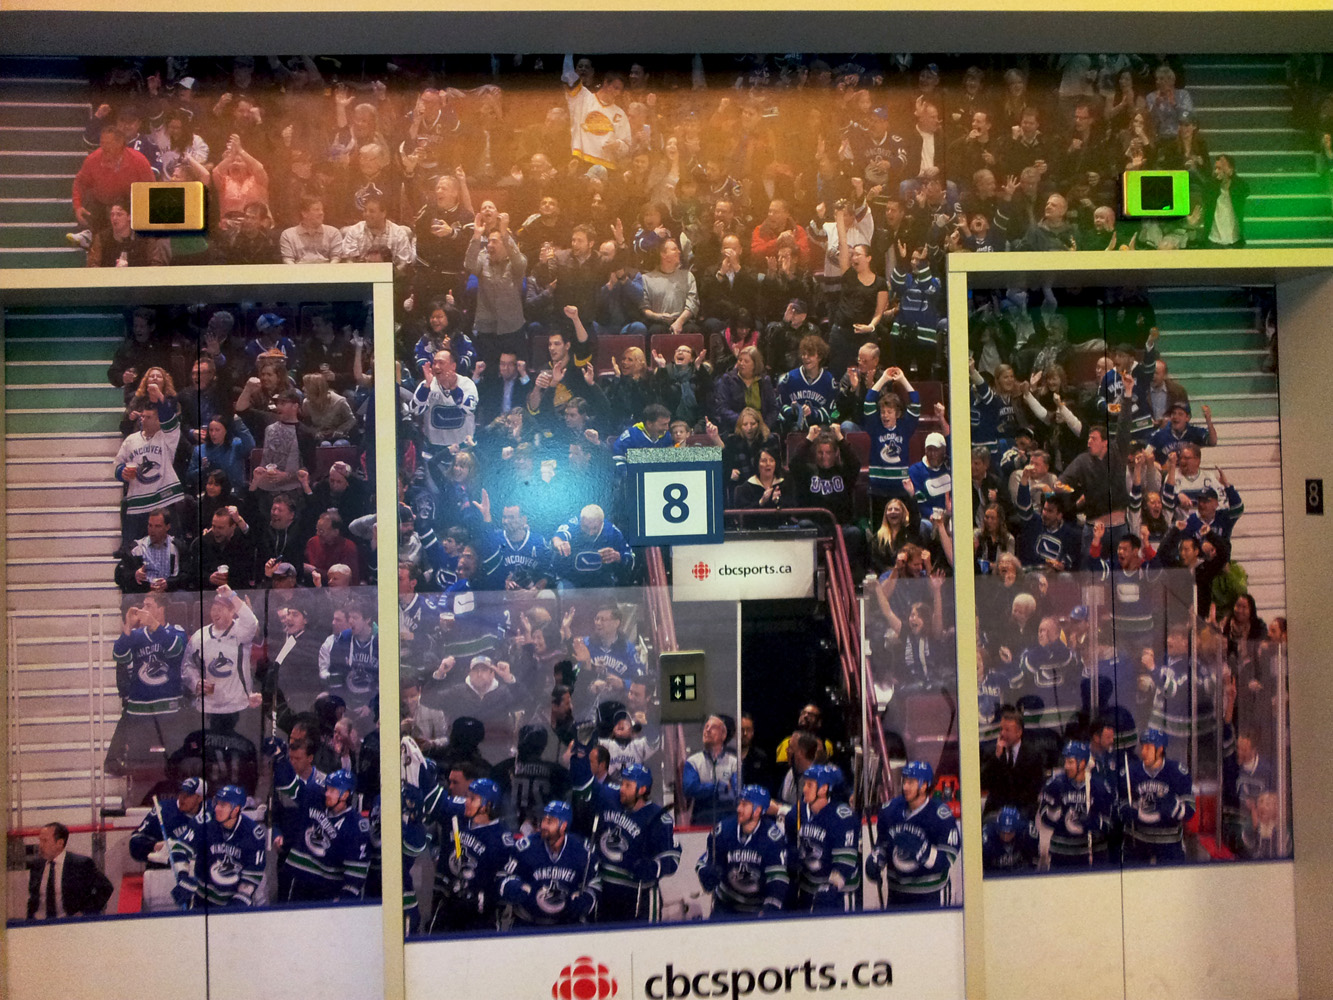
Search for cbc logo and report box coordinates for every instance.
[691,562,711,581]
[552,956,618,1000]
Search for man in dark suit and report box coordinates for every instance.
[475,349,531,427]
[27,822,114,920]
[980,706,1046,820]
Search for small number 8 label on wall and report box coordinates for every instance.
[642,469,708,538]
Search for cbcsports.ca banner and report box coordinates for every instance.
[672,538,816,602]
[404,911,963,998]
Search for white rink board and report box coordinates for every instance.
[405,909,964,999]
[8,915,209,1000]
[6,904,383,1000]
[985,862,1297,1000]
[1122,862,1297,1000]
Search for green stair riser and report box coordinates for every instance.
[0,105,89,129]
[4,411,122,434]
[5,386,123,409]
[0,250,82,267]
[4,362,113,385]
[4,313,125,337]
[3,341,119,362]
[1175,373,1277,395]
[1197,396,1280,420]
[0,176,76,201]
[1163,332,1267,351]
[0,152,87,174]
[1,225,84,249]
[0,128,87,152]
[1246,219,1333,240]
[1166,352,1268,375]
[0,200,73,224]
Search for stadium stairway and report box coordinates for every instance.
[1148,285,1285,620]
[0,55,90,268]
[1182,54,1333,248]
[5,305,127,826]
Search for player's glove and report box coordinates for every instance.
[893,829,929,868]
[171,885,196,910]
[261,736,287,759]
[632,859,660,883]
[1118,801,1139,826]
[1157,794,1180,821]
[697,864,722,893]
[500,879,531,906]
[864,851,884,882]
[402,783,424,823]
[569,891,595,919]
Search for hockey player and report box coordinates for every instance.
[785,763,860,912]
[425,777,515,932]
[593,762,680,923]
[183,585,261,732]
[269,738,370,901]
[696,784,788,918]
[981,805,1038,873]
[130,776,205,865]
[865,760,958,905]
[1037,741,1115,867]
[1119,727,1195,865]
[169,785,266,909]
[107,593,188,784]
[500,800,600,926]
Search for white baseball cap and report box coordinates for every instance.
[925,432,947,449]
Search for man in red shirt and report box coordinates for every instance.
[70,125,154,244]
[304,509,360,584]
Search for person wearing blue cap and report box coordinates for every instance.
[169,785,267,909]
[1036,740,1114,867]
[1119,728,1196,865]
[866,760,959,905]
[981,805,1038,873]
[695,784,788,918]
[499,800,600,926]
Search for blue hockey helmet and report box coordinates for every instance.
[802,764,840,792]
[327,769,357,794]
[543,800,573,825]
[739,784,771,812]
[902,760,935,788]
[214,784,246,808]
[468,778,502,809]
[179,776,205,796]
[1061,740,1091,762]
[996,806,1024,834]
[1141,727,1169,749]
[621,762,653,792]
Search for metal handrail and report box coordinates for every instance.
[7,606,113,831]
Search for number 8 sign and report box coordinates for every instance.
[625,447,725,546]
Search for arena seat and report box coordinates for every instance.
[593,333,646,377]
[315,445,361,480]
[118,873,143,914]
[649,332,706,364]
